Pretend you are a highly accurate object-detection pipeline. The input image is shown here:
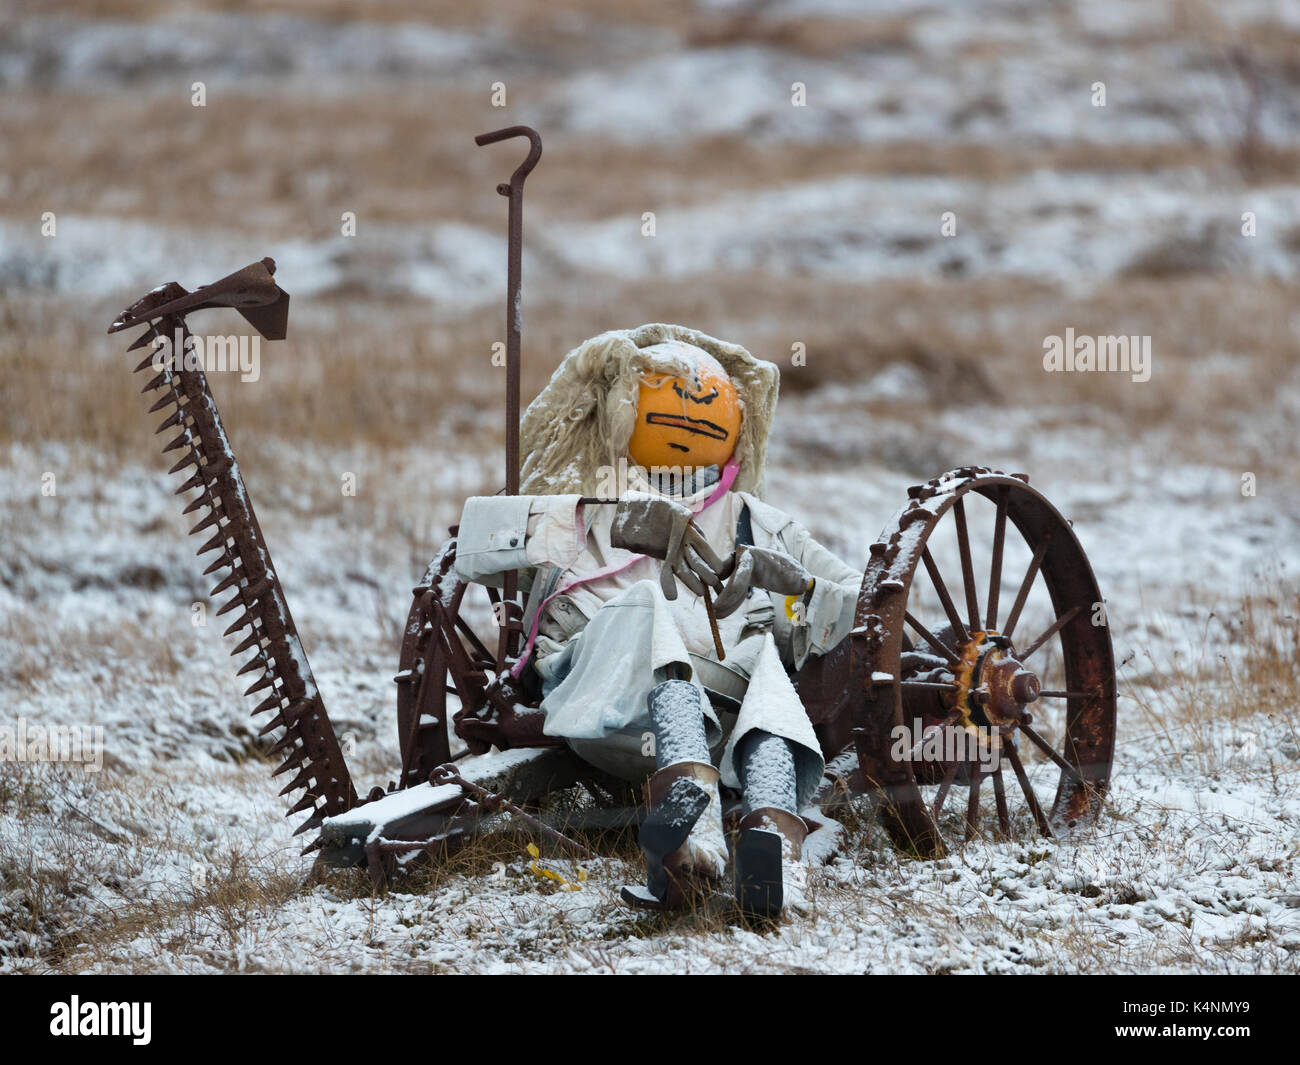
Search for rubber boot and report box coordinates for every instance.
[621,677,727,910]
[734,730,810,919]
[735,806,809,918]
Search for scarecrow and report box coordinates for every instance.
[454,323,861,916]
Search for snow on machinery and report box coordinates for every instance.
[106,127,1116,893]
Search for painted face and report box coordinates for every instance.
[627,352,742,471]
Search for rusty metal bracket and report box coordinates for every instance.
[108,257,290,341]
[430,762,592,861]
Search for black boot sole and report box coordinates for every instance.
[735,827,784,918]
[622,777,711,909]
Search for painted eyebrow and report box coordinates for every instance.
[671,381,720,404]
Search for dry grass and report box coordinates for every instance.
[6,273,1295,487]
[0,760,305,971]
[1128,574,1300,777]
[0,607,187,696]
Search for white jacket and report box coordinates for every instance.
[454,474,861,674]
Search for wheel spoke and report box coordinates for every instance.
[992,767,1011,839]
[1019,603,1082,661]
[454,615,494,664]
[952,497,981,634]
[438,628,481,707]
[402,631,452,784]
[1002,532,1051,642]
[965,768,982,842]
[985,487,1008,631]
[1018,720,1081,781]
[933,760,959,820]
[921,547,969,643]
[1004,742,1052,837]
[906,710,961,761]
[904,612,960,667]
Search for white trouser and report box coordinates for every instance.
[535,578,825,807]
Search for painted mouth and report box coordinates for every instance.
[644,412,730,441]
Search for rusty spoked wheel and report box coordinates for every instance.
[394,536,502,789]
[852,467,1116,858]
[395,540,459,789]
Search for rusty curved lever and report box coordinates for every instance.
[474,125,543,197]
[475,125,543,671]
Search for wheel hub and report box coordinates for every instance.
[956,633,1039,731]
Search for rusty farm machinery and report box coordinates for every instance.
[106,127,1116,889]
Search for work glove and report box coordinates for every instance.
[713,546,814,619]
[611,496,730,601]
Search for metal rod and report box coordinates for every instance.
[1003,532,1051,642]
[965,767,982,842]
[921,547,969,644]
[933,759,959,820]
[476,126,542,669]
[1004,742,1052,837]
[1019,604,1082,661]
[986,486,1008,630]
[903,611,961,668]
[992,766,1011,838]
[1018,720,1082,781]
[952,497,981,634]
[907,710,961,762]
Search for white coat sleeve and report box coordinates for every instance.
[779,521,861,669]
[454,495,586,583]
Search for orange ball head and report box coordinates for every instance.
[627,357,742,471]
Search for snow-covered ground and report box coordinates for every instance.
[2,0,1299,972]
[4,387,1298,972]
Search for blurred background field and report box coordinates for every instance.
[5,0,1300,460]
[2,0,1299,972]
